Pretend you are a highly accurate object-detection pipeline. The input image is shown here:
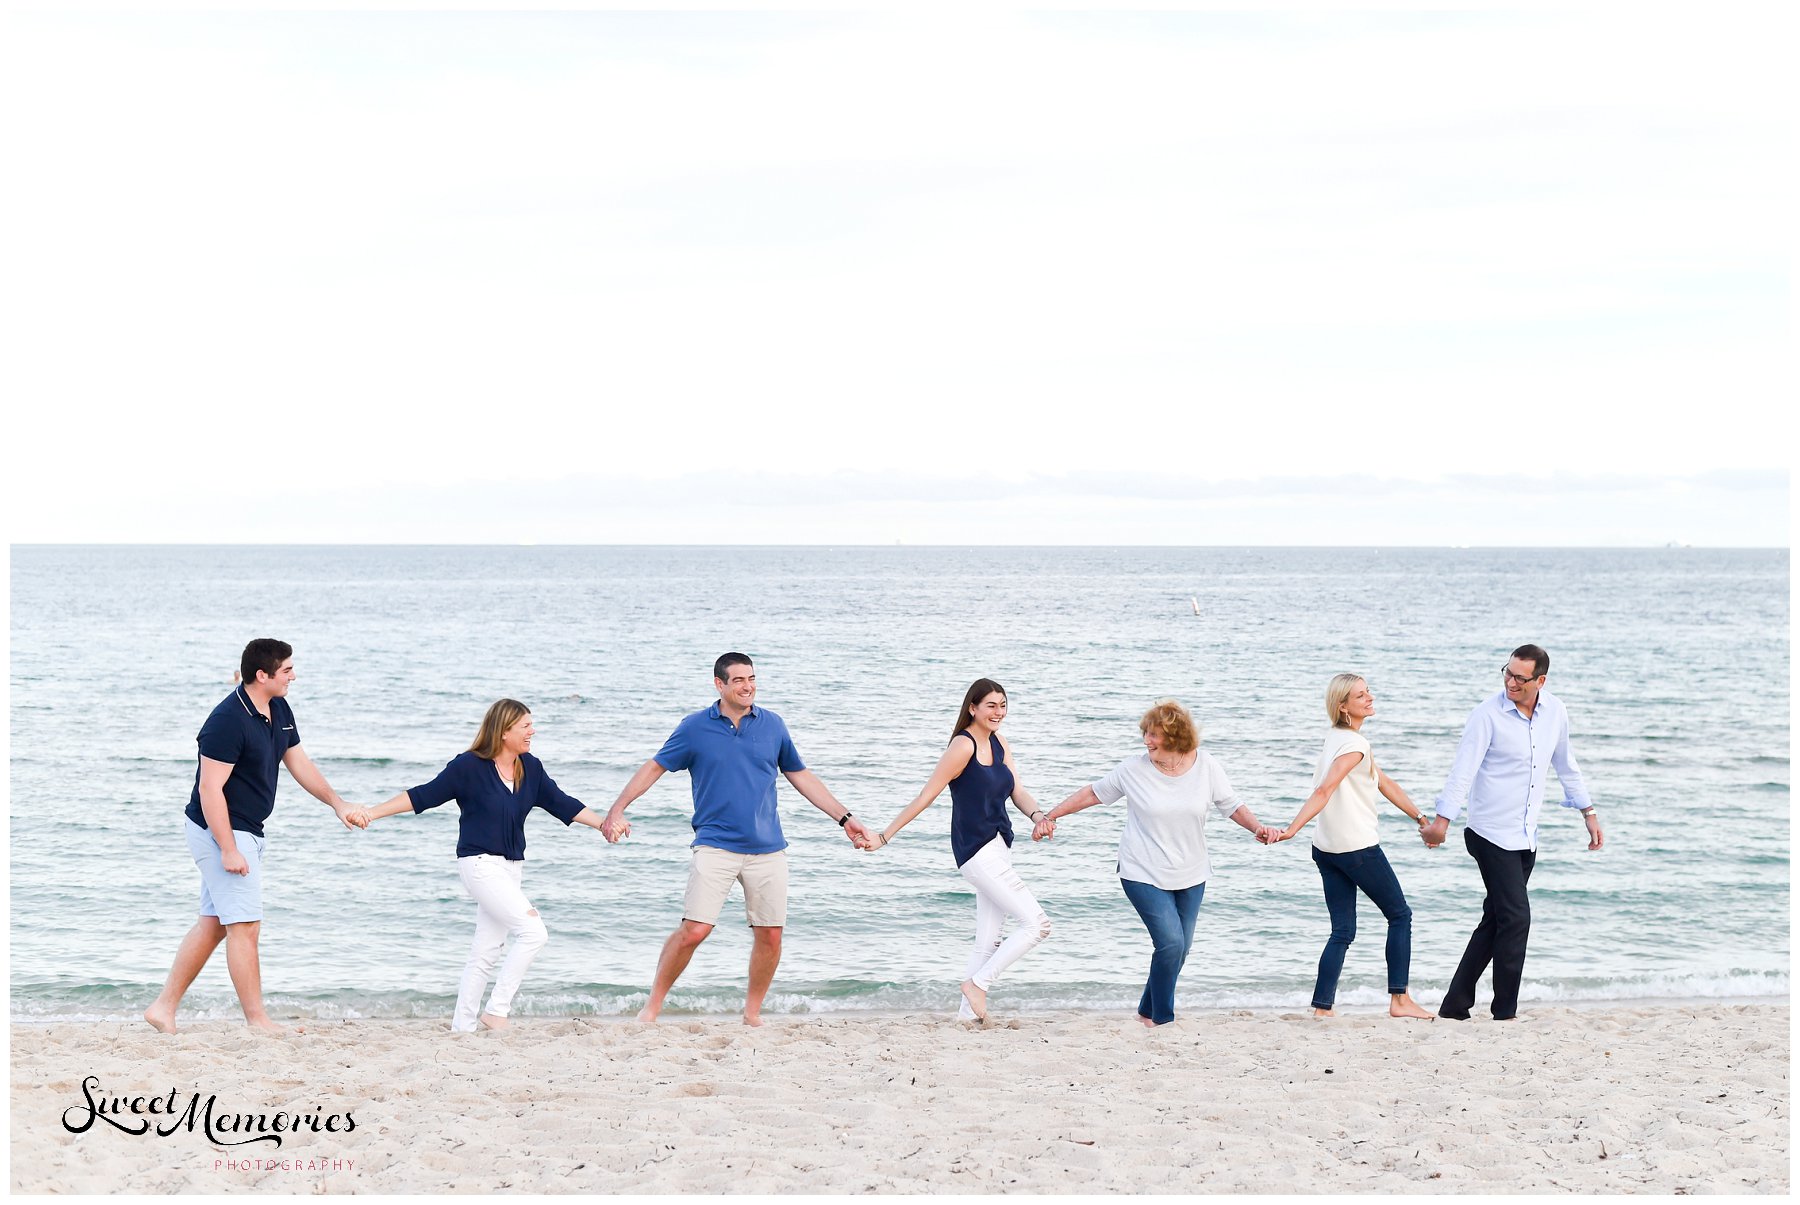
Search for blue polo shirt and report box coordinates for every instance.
[185,686,301,839]
[654,703,805,854]
[408,750,587,860]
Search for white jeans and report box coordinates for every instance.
[957,836,1051,1010]
[454,855,548,1032]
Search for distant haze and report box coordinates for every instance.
[1,11,1789,545]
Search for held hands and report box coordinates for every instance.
[1254,825,1288,845]
[332,802,369,830]
[1031,814,1056,841]
[600,810,631,843]
[842,816,876,850]
[1420,815,1450,849]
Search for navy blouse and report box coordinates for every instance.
[408,750,586,859]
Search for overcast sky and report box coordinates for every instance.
[1,8,1791,545]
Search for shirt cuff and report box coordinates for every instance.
[1432,796,1462,822]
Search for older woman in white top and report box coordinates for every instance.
[1036,699,1278,1027]
[1274,674,1434,1019]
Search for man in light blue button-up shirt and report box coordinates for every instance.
[1421,644,1604,1020]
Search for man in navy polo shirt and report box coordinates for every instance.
[143,638,365,1035]
[602,652,874,1026]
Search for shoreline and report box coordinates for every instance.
[10,1001,1788,1193]
[8,990,1789,1027]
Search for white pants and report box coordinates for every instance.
[957,836,1051,1012]
[454,855,548,1032]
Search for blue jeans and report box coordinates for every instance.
[1120,878,1205,1025]
[1310,843,1412,1010]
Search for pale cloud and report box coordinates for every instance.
[0,10,1790,545]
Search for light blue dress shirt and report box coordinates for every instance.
[1434,689,1593,851]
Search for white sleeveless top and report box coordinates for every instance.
[1311,727,1380,853]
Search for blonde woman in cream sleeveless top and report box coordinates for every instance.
[1274,674,1435,1019]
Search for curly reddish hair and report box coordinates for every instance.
[1138,699,1200,753]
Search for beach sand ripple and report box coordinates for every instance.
[9,1003,1787,1193]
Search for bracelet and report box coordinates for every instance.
[836,811,853,827]
[1415,814,1430,825]
[1031,812,1047,823]
[1580,807,1597,817]
[878,832,889,847]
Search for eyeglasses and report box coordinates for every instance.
[1501,666,1542,686]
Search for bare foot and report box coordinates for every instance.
[245,1017,290,1035]
[1389,994,1434,1020]
[143,1004,177,1034]
[1313,1008,1337,1018]
[959,980,988,1022]
[478,1013,509,1031]
[742,1013,764,1028]
[1136,1014,1155,1029]
[635,1004,660,1023]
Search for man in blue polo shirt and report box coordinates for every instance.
[143,638,365,1035]
[602,652,874,1026]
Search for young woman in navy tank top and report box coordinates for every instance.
[872,678,1052,1022]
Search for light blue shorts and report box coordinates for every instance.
[185,818,265,925]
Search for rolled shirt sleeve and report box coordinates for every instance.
[1207,757,1242,820]
[1091,761,1129,805]
[408,756,465,813]
[535,768,587,825]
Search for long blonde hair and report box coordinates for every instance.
[470,698,530,785]
[1324,674,1364,729]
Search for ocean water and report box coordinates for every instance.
[8,545,1789,1022]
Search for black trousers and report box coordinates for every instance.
[1439,827,1536,1020]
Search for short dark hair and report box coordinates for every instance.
[713,652,754,683]
[241,638,293,684]
[1511,643,1550,678]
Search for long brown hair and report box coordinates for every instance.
[470,698,530,785]
[953,678,1006,738]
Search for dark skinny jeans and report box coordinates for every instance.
[1310,842,1412,1011]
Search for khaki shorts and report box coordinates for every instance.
[683,846,789,928]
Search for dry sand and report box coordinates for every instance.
[9,1002,1787,1194]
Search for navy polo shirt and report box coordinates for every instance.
[408,750,586,860]
[654,703,805,854]
[185,686,301,839]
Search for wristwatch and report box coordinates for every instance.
[1579,807,1597,818]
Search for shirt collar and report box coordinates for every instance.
[234,684,268,722]
[1498,689,1552,719]
[707,701,758,721]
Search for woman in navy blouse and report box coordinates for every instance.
[356,699,608,1032]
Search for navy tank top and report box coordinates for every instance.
[949,730,1016,868]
